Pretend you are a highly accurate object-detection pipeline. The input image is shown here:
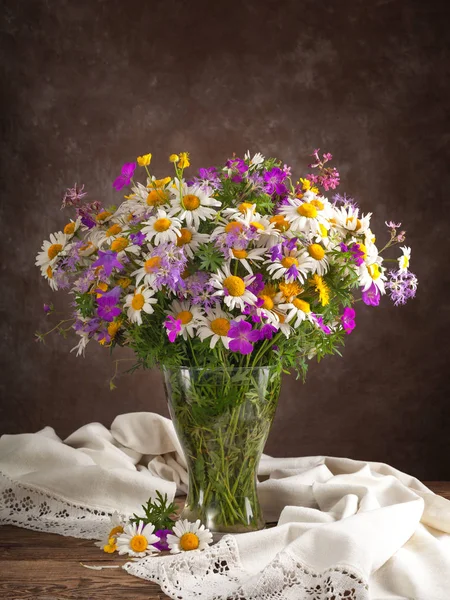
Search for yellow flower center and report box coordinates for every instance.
[223,275,246,297]
[111,237,129,252]
[130,534,148,553]
[281,256,299,269]
[117,277,131,289]
[225,221,244,233]
[109,525,124,538]
[179,532,200,551]
[145,257,162,273]
[346,216,362,231]
[46,266,53,279]
[274,310,286,324]
[103,537,117,554]
[80,241,94,252]
[310,199,324,210]
[176,228,193,246]
[297,203,318,218]
[64,222,75,235]
[177,310,193,325]
[47,243,63,260]
[308,244,325,261]
[238,202,254,214]
[259,294,274,310]
[319,224,328,238]
[210,317,230,336]
[96,282,108,298]
[250,221,265,231]
[106,224,122,237]
[269,215,290,232]
[368,263,381,280]
[279,281,302,302]
[96,211,111,221]
[357,243,367,260]
[182,194,201,210]
[293,298,311,313]
[147,189,169,206]
[132,293,145,310]
[154,218,172,232]
[232,248,248,259]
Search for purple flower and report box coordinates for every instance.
[361,282,380,306]
[96,287,122,322]
[61,183,87,209]
[340,242,365,266]
[332,193,358,210]
[188,167,222,191]
[386,269,418,306]
[247,273,265,295]
[92,251,123,277]
[270,244,283,261]
[341,307,356,335]
[113,162,136,191]
[228,320,261,355]
[129,231,146,246]
[43,303,53,315]
[263,167,287,196]
[312,314,332,335]
[164,315,182,342]
[154,529,173,552]
[259,323,277,340]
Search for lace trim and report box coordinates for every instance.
[124,535,369,600]
[0,471,114,539]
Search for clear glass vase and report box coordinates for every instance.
[163,366,282,534]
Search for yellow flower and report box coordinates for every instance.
[177,152,190,169]
[311,274,330,306]
[107,320,122,339]
[103,536,117,554]
[137,153,152,167]
[169,154,179,163]
[124,193,136,200]
[299,178,311,191]
[152,176,172,187]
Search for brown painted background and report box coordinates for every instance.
[1,0,449,479]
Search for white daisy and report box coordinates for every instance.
[124,286,157,325]
[222,202,257,220]
[35,231,69,272]
[169,180,221,228]
[166,519,213,554]
[278,192,328,236]
[358,259,387,294]
[210,264,257,311]
[141,209,182,245]
[95,511,125,553]
[227,245,266,275]
[398,246,411,272]
[334,205,372,236]
[197,307,233,349]
[244,150,265,169]
[305,243,329,275]
[116,521,160,558]
[175,226,209,259]
[265,246,313,283]
[62,217,81,238]
[167,299,203,339]
[271,311,293,338]
[278,298,313,328]
[132,254,163,287]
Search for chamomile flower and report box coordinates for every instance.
[358,259,386,294]
[95,512,125,553]
[62,218,81,238]
[36,231,69,271]
[141,209,182,245]
[398,246,411,272]
[210,264,257,311]
[227,245,266,275]
[334,205,372,235]
[305,243,329,276]
[166,519,213,554]
[244,150,265,168]
[197,307,233,349]
[132,254,162,287]
[222,202,257,220]
[116,521,160,558]
[266,245,313,283]
[175,226,209,259]
[239,210,280,248]
[271,310,293,338]
[169,181,221,228]
[278,193,328,236]
[278,298,313,328]
[167,299,203,339]
[124,286,157,325]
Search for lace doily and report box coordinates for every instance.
[0,471,114,539]
[124,535,369,600]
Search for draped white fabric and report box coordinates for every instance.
[1,412,449,599]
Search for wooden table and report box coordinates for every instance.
[0,483,448,600]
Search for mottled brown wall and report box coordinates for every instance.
[1,0,449,479]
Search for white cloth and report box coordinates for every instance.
[1,413,449,599]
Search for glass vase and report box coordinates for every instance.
[163,366,282,534]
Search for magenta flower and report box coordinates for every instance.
[361,282,380,306]
[259,323,277,340]
[96,287,122,322]
[228,320,261,355]
[164,316,182,342]
[341,307,356,334]
[312,314,332,335]
[154,529,173,552]
[263,167,288,196]
[113,162,136,191]
[43,303,53,315]
[92,250,123,277]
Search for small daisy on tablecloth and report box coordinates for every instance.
[117,521,160,558]
[166,519,213,554]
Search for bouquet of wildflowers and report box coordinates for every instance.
[36,149,417,378]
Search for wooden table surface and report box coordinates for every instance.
[0,483,448,600]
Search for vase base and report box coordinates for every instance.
[180,505,265,535]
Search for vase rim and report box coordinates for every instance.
[162,365,281,372]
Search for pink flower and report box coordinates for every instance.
[341,307,356,334]
[113,162,136,191]
[164,316,182,342]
